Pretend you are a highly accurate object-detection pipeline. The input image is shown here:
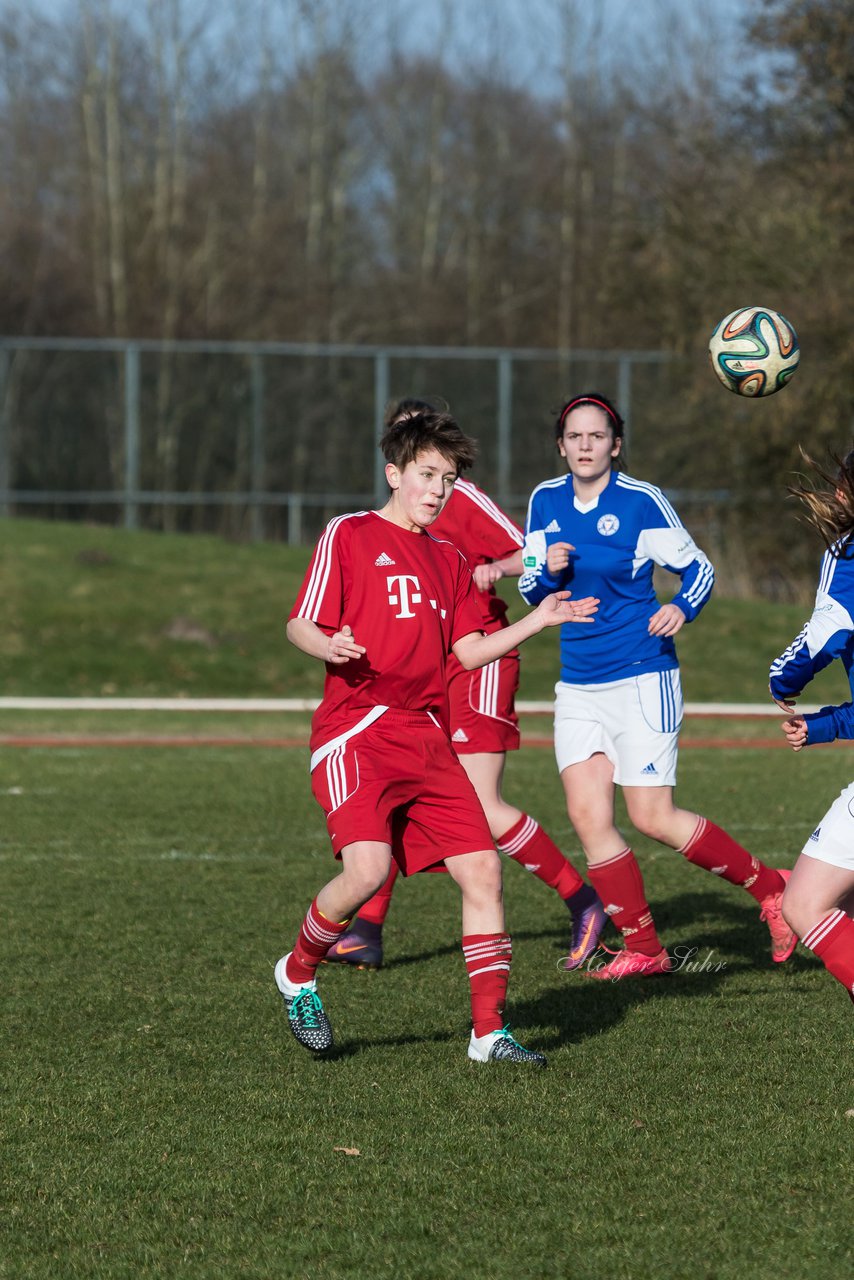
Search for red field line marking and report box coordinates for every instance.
[0,734,810,749]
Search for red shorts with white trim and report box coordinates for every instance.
[446,652,520,755]
[309,709,494,875]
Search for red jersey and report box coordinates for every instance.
[290,510,485,761]
[430,479,523,633]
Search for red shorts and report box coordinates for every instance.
[446,652,520,755]
[309,710,494,875]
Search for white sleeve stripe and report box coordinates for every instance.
[683,559,715,607]
[299,513,346,619]
[524,476,568,534]
[616,474,680,527]
[818,550,837,596]
[769,627,808,674]
[299,512,363,620]
[454,480,523,545]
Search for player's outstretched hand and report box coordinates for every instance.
[781,714,808,751]
[537,590,598,627]
[648,603,686,637]
[327,624,366,665]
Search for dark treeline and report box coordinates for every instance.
[1,0,852,592]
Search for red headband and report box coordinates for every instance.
[560,396,620,428]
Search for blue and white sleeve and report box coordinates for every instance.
[769,551,854,700]
[770,600,854,701]
[802,701,854,746]
[634,525,715,622]
[519,492,563,605]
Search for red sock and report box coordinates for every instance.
[496,814,584,899]
[356,863,399,926]
[286,898,352,983]
[462,933,512,1036]
[801,910,854,1002]
[680,817,782,904]
[586,848,663,956]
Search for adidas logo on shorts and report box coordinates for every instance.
[452,728,469,742]
[374,551,396,566]
[641,762,658,775]
[809,826,821,842]
[545,519,561,533]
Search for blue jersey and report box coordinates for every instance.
[519,470,714,684]
[769,545,854,745]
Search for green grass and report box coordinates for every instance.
[1,515,849,705]
[2,516,852,1277]
[2,741,852,1280]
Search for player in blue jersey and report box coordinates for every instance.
[519,391,796,978]
[769,448,854,1005]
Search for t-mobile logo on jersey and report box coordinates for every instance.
[386,574,446,619]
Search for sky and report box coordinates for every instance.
[18,0,772,110]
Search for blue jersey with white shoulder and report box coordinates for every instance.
[519,470,715,684]
[769,544,854,745]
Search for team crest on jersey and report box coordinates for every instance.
[597,513,620,536]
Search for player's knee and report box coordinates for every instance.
[450,847,503,898]
[625,798,676,844]
[566,800,608,841]
[344,855,392,902]
[780,882,810,936]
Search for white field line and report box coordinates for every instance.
[0,696,821,715]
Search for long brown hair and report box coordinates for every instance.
[789,445,854,556]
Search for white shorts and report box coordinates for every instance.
[554,670,682,787]
[801,782,854,871]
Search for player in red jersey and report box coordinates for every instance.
[325,397,607,972]
[275,408,599,1065]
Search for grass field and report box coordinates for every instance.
[2,517,853,1279]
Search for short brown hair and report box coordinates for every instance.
[380,409,477,476]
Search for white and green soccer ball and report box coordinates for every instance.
[708,306,800,397]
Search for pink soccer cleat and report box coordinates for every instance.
[759,868,798,963]
[585,946,672,980]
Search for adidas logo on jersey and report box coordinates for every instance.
[374,551,396,566]
[452,728,469,742]
[809,826,821,842]
[641,762,658,775]
[544,519,561,533]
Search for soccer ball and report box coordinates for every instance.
[708,306,800,397]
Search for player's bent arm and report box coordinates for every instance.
[453,591,598,670]
[286,616,366,665]
[802,701,854,746]
[473,549,524,590]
